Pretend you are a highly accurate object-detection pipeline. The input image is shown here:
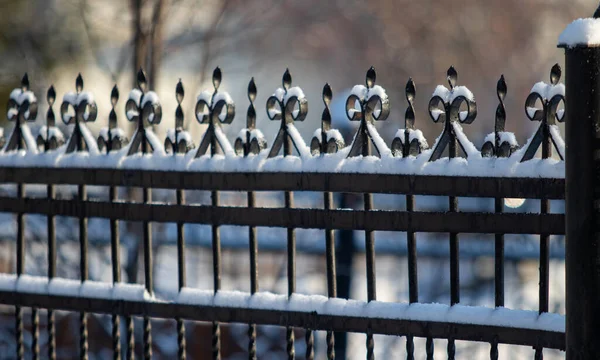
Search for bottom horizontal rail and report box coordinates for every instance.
[0,275,565,350]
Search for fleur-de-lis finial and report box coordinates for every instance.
[36,85,65,151]
[391,78,427,157]
[310,83,345,155]
[4,73,38,151]
[60,74,98,153]
[98,85,128,153]
[165,79,194,154]
[195,67,235,157]
[126,68,163,155]
[521,63,565,161]
[235,78,267,156]
[266,69,309,158]
[345,67,390,158]
[428,66,477,161]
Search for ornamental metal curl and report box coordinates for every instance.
[428,66,477,161]
[195,67,235,157]
[126,69,163,155]
[391,78,427,157]
[520,63,565,161]
[310,83,345,155]
[36,85,65,151]
[481,75,518,157]
[165,80,195,154]
[98,85,128,153]
[4,73,38,151]
[234,78,267,156]
[346,67,390,158]
[267,69,309,158]
[61,74,98,153]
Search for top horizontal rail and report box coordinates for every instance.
[0,167,565,199]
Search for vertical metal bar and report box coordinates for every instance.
[47,180,56,360]
[361,125,376,360]
[284,128,296,360]
[177,188,186,360]
[492,197,504,359]
[210,126,222,360]
[562,37,600,359]
[110,185,122,360]
[325,191,336,360]
[406,193,416,360]
[448,125,458,360]
[126,316,135,360]
[16,178,24,360]
[142,128,153,360]
[535,115,551,360]
[248,189,258,360]
[76,126,89,360]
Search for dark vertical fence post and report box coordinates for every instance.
[561,12,600,359]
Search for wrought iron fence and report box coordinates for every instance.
[5,8,597,355]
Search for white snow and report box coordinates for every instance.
[21,125,38,153]
[77,123,99,155]
[141,91,160,108]
[213,91,234,105]
[558,18,600,48]
[432,85,474,104]
[432,85,450,102]
[483,132,518,147]
[286,124,311,158]
[549,124,566,159]
[6,108,18,119]
[272,88,286,102]
[351,85,368,101]
[99,128,126,142]
[451,122,480,157]
[283,87,305,103]
[0,273,564,334]
[10,89,37,106]
[350,84,387,103]
[313,128,344,144]
[394,129,428,149]
[530,82,565,101]
[213,126,235,156]
[38,126,65,142]
[166,128,193,144]
[128,89,143,106]
[0,273,151,301]
[144,128,166,155]
[366,122,391,157]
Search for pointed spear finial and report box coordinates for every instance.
[137,68,147,91]
[366,67,376,89]
[594,2,600,18]
[282,69,292,90]
[21,73,29,91]
[212,67,222,91]
[447,66,458,89]
[76,73,84,93]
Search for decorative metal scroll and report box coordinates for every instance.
[345,67,390,158]
[391,78,428,157]
[195,67,235,157]
[234,78,267,156]
[482,75,518,157]
[310,83,345,155]
[165,80,195,154]
[266,69,308,158]
[428,66,478,161]
[126,69,163,155]
[61,74,98,153]
[98,85,128,153]
[520,63,565,161]
[36,86,65,151]
[4,73,38,151]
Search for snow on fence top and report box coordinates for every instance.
[0,273,565,334]
[0,66,566,178]
[559,17,600,47]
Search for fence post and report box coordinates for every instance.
[560,9,600,359]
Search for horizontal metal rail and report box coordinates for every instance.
[0,290,565,350]
[0,196,565,234]
[0,167,565,199]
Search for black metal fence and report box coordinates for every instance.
[1,12,597,358]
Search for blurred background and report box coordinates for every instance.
[0,0,592,358]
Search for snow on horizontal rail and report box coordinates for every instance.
[0,273,564,336]
[0,143,564,178]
